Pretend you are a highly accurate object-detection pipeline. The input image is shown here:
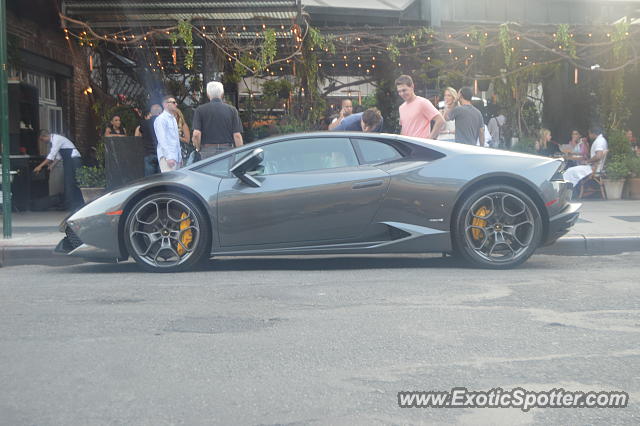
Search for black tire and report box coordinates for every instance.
[452,184,542,269]
[124,192,211,272]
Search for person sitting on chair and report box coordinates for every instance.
[563,126,608,187]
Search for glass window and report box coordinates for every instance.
[257,137,358,175]
[353,138,403,164]
[197,156,231,177]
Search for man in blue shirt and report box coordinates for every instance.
[331,107,384,132]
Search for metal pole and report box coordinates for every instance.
[1,0,13,238]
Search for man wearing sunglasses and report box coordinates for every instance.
[154,96,182,172]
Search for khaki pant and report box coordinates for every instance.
[159,157,180,173]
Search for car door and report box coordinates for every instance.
[216,136,390,247]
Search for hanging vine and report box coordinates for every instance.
[169,20,195,70]
[554,24,577,58]
[499,23,513,67]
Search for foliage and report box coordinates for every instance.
[76,165,106,188]
[261,29,278,67]
[307,26,335,54]
[509,137,537,154]
[520,101,541,137]
[387,27,434,62]
[607,128,634,158]
[356,95,377,111]
[169,20,195,70]
[165,73,203,106]
[499,24,513,67]
[605,155,631,180]
[91,101,139,137]
[470,28,488,53]
[276,117,309,134]
[601,20,631,130]
[554,24,576,58]
[261,79,292,114]
[626,156,640,178]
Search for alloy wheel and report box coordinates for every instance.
[128,197,200,268]
[463,191,535,264]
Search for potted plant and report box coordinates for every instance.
[603,155,630,200]
[76,165,107,203]
[626,156,640,199]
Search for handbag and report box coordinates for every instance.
[181,142,201,165]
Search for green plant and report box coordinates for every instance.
[76,166,106,188]
[509,137,537,154]
[626,156,640,178]
[605,155,631,180]
[168,20,195,70]
[607,128,634,158]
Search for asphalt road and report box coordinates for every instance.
[1,253,639,425]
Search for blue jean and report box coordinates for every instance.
[144,154,160,176]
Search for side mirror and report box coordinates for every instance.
[230,148,264,187]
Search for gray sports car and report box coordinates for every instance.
[56,132,580,271]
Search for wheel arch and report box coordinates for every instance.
[117,184,213,259]
[450,174,549,243]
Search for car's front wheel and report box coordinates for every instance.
[453,185,542,269]
[124,192,211,272]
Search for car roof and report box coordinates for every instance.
[183,131,555,170]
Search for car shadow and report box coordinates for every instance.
[62,253,553,274]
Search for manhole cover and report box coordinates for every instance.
[164,316,283,334]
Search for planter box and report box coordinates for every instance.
[80,187,107,204]
[628,177,640,200]
[603,179,625,200]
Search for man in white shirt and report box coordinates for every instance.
[154,95,182,172]
[563,126,608,186]
[34,130,84,211]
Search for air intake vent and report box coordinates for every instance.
[65,227,83,250]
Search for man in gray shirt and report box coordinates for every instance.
[444,86,485,146]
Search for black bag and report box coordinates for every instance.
[181,142,201,166]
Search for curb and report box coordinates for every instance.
[0,245,84,267]
[1,236,639,267]
[537,235,640,256]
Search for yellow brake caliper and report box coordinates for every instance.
[471,206,491,241]
[176,212,193,256]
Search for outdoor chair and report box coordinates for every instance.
[577,151,608,200]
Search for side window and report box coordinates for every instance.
[196,156,231,177]
[258,137,358,175]
[353,138,403,164]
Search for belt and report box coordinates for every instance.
[202,143,232,147]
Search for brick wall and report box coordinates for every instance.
[7,9,96,154]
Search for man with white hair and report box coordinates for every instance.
[192,81,244,159]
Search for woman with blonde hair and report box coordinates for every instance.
[535,128,553,156]
[438,87,458,142]
[173,107,191,144]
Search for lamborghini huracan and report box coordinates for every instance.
[56,132,580,271]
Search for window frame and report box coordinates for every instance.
[350,137,406,165]
[236,136,360,176]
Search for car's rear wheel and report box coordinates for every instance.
[453,184,542,269]
[124,192,210,272]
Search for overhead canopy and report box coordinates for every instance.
[62,0,303,27]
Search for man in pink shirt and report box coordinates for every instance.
[395,75,445,139]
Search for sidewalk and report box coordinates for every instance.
[1,200,639,266]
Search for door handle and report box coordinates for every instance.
[352,180,384,190]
